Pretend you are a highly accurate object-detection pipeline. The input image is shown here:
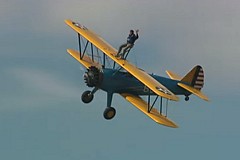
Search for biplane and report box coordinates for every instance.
[65,19,209,128]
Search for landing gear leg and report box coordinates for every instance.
[103,92,116,120]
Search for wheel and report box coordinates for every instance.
[81,91,94,103]
[185,96,189,101]
[103,107,116,120]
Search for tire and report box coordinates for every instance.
[185,96,189,101]
[103,107,116,120]
[81,91,94,103]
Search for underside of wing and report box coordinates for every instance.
[67,49,102,69]
[121,93,178,128]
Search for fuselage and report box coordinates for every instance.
[99,68,190,96]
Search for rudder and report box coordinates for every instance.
[178,65,209,101]
[181,65,204,90]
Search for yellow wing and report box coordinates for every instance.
[65,19,117,54]
[67,49,102,69]
[121,93,178,128]
[65,19,179,101]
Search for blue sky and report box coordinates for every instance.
[1,0,240,159]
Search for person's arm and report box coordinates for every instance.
[135,29,139,39]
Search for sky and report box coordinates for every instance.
[1,0,240,159]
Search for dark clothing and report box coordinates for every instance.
[116,32,139,59]
[127,33,139,45]
[118,43,134,58]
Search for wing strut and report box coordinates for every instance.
[76,33,94,61]
[103,50,106,68]
[77,33,82,58]
[91,43,94,62]
[77,33,89,60]
[160,97,163,114]
[81,41,89,59]
[77,32,108,68]
[147,91,159,113]
[146,89,170,117]
[159,97,169,117]
[166,99,169,117]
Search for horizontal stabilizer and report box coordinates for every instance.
[178,83,209,101]
[121,93,178,128]
[166,70,181,80]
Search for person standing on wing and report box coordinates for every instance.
[116,29,139,59]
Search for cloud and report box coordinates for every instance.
[11,67,80,97]
[3,67,81,109]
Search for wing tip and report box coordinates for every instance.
[203,96,210,102]
[156,121,179,128]
[154,116,179,128]
[169,95,180,101]
[64,19,72,24]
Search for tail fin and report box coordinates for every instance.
[178,65,209,101]
[181,65,204,90]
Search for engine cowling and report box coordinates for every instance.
[84,66,103,87]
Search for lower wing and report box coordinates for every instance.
[120,93,178,128]
[67,49,102,69]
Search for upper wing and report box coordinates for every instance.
[65,19,179,101]
[67,49,102,69]
[65,19,117,55]
[121,93,178,128]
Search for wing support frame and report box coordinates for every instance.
[91,43,94,62]
[146,88,170,117]
[77,33,89,59]
[103,51,106,68]
[77,33,111,68]
[81,41,89,59]
[77,33,82,57]
[147,93,159,113]
[76,33,109,68]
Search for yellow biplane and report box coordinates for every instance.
[65,19,209,128]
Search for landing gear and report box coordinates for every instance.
[103,107,116,120]
[81,87,98,104]
[102,92,116,120]
[81,89,117,120]
[81,91,94,103]
[185,96,189,101]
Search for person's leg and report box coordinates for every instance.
[116,43,127,57]
[122,44,133,58]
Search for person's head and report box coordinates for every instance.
[129,30,134,35]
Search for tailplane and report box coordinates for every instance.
[181,65,204,90]
[178,65,209,101]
